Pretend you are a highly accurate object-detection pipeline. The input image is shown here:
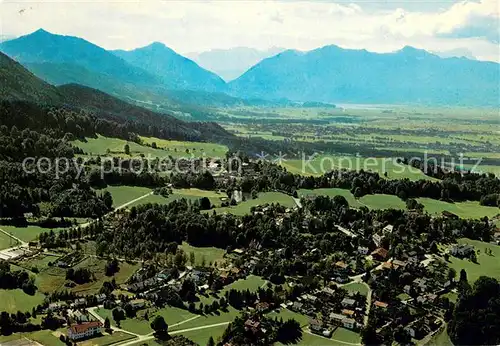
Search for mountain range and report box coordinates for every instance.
[0,50,230,142]
[1,29,499,107]
[228,45,499,106]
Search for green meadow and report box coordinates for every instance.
[446,239,500,283]
[0,289,46,313]
[98,185,152,207]
[73,134,228,159]
[281,155,433,181]
[139,136,228,158]
[418,198,499,220]
[1,225,66,243]
[180,242,226,267]
[299,188,499,219]
[212,192,296,215]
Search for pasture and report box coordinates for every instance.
[418,198,500,220]
[1,225,65,243]
[139,136,228,158]
[281,155,431,181]
[96,305,197,335]
[180,242,226,267]
[0,289,45,313]
[128,188,225,208]
[212,192,296,215]
[98,185,152,207]
[446,239,500,283]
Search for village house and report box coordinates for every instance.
[256,302,270,313]
[373,301,389,309]
[341,298,356,308]
[130,299,146,310]
[357,246,369,255]
[372,234,384,247]
[371,248,389,261]
[67,321,102,341]
[244,318,263,335]
[450,244,474,257]
[413,278,428,292]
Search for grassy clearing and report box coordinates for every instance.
[72,257,140,296]
[212,192,296,215]
[299,188,363,208]
[268,308,310,327]
[98,185,152,207]
[198,275,267,307]
[180,242,226,267]
[300,189,405,210]
[418,198,499,220]
[128,188,225,209]
[332,328,361,344]
[300,188,498,219]
[429,325,453,346]
[0,289,45,313]
[342,282,369,296]
[0,231,17,249]
[359,194,406,210]
[170,275,268,332]
[73,135,168,157]
[139,136,228,158]
[97,306,196,335]
[175,324,227,345]
[282,155,432,181]
[0,225,66,242]
[0,329,67,346]
[446,239,500,283]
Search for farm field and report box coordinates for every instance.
[0,288,45,313]
[299,189,405,210]
[127,188,225,208]
[98,185,152,207]
[0,230,17,249]
[446,239,500,283]
[212,192,296,215]
[73,135,168,157]
[96,305,197,335]
[0,328,67,346]
[139,136,228,158]
[299,188,499,219]
[281,155,431,181]
[418,198,500,220]
[180,242,226,267]
[0,225,66,243]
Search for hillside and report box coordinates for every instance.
[0,50,232,143]
[229,45,500,106]
[113,43,226,92]
[0,51,63,104]
[59,83,231,141]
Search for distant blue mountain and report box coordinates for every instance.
[113,42,226,92]
[229,45,500,106]
[0,29,159,88]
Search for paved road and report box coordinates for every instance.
[292,197,302,208]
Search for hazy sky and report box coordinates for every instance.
[1,0,499,61]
